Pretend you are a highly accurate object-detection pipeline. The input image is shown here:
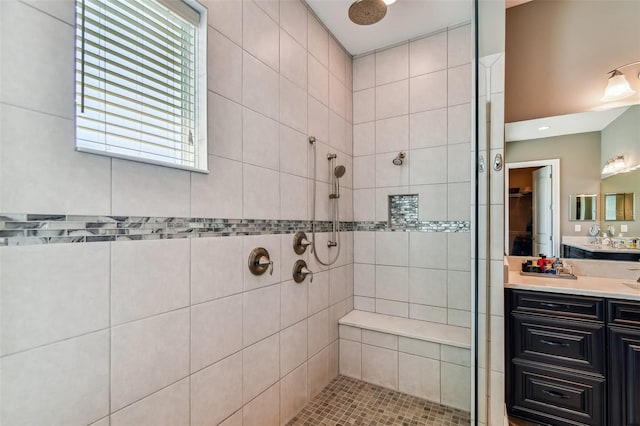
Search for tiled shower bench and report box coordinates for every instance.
[338,310,472,412]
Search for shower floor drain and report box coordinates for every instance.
[287,375,470,425]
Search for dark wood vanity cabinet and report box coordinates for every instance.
[607,300,640,426]
[507,290,640,425]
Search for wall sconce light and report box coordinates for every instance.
[602,155,626,176]
[601,61,640,102]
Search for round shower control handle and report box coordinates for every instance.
[248,247,273,276]
[293,259,313,283]
[293,231,312,255]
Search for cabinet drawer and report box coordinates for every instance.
[608,299,640,327]
[511,362,605,426]
[510,290,604,321]
[512,313,605,374]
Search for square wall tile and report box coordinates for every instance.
[376,80,409,120]
[362,344,398,390]
[411,184,447,221]
[448,233,471,271]
[409,146,447,185]
[191,236,244,304]
[408,267,447,307]
[354,264,375,297]
[330,266,348,304]
[243,0,279,71]
[111,379,189,426]
[281,280,307,329]
[362,330,398,350]
[280,0,307,47]
[354,231,375,264]
[1,243,109,355]
[308,308,330,357]
[448,64,472,106]
[409,70,447,114]
[0,1,74,118]
[280,125,308,177]
[399,336,440,359]
[409,232,447,269]
[376,115,409,154]
[209,92,242,161]
[0,331,109,426]
[339,339,362,379]
[191,352,243,426]
[243,334,280,404]
[243,107,280,170]
[375,153,409,187]
[244,284,281,346]
[375,232,409,266]
[205,0,242,45]
[448,24,472,68]
[399,352,440,402]
[354,296,375,312]
[208,29,242,103]
[308,96,329,143]
[308,270,330,315]
[448,103,471,144]
[329,37,347,83]
[353,89,375,124]
[307,12,328,67]
[111,239,189,325]
[190,155,243,219]
[308,54,329,106]
[244,383,280,426]
[448,182,471,220]
[280,173,308,220]
[281,320,308,377]
[441,362,471,411]
[191,294,243,372]
[353,54,375,91]
[308,346,330,398]
[243,164,280,219]
[409,304,447,324]
[410,108,447,150]
[376,299,408,318]
[281,29,307,90]
[281,77,308,133]
[111,309,189,411]
[410,31,447,77]
[353,189,376,221]
[376,266,409,302]
[1,106,111,215]
[353,122,376,156]
[243,52,279,120]
[111,158,190,217]
[447,143,471,183]
[376,44,409,85]
[329,74,346,118]
[281,364,308,424]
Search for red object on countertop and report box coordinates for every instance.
[537,255,553,270]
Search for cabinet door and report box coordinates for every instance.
[609,326,640,426]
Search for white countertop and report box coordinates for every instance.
[505,270,640,300]
[562,236,640,254]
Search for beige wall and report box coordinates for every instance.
[505,0,640,122]
[601,105,640,172]
[506,132,601,238]
[601,169,640,236]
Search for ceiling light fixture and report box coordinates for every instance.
[601,61,640,102]
[538,126,550,131]
[383,0,397,5]
[348,0,387,25]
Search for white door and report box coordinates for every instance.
[532,166,553,257]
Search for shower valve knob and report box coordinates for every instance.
[248,247,273,276]
[293,259,313,283]
[293,231,311,255]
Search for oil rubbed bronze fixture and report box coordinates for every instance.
[348,0,387,25]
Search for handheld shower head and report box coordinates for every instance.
[392,152,405,166]
[334,165,346,178]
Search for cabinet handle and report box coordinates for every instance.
[540,339,570,347]
[542,389,570,399]
[539,302,564,309]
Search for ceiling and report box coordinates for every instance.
[306,0,472,56]
[505,106,629,142]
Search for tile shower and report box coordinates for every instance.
[0,1,473,426]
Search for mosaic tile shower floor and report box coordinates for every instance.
[287,376,471,426]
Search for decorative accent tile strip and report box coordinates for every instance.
[0,214,469,246]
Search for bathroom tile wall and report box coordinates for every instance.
[0,1,354,425]
[351,25,473,329]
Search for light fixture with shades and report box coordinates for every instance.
[601,61,640,102]
[601,155,626,176]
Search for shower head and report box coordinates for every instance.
[392,152,405,166]
[348,0,387,25]
[334,165,346,178]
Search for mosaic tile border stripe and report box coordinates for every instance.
[0,214,470,246]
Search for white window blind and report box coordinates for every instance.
[75,0,207,172]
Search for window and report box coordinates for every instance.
[75,0,208,172]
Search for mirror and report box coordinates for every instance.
[569,195,597,221]
[604,193,635,221]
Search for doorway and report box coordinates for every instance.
[505,159,561,257]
